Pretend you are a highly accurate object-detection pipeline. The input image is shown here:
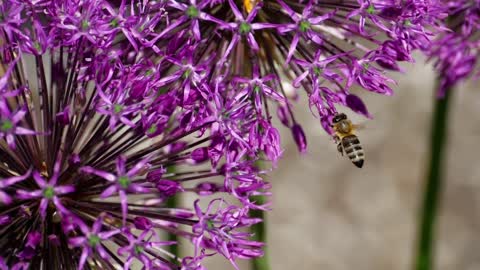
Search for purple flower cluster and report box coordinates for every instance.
[0,0,442,268]
[0,1,271,269]
[142,0,438,149]
[426,0,480,95]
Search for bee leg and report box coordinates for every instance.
[337,143,343,156]
[334,135,343,156]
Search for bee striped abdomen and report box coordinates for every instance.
[342,135,364,168]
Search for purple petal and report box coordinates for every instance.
[228,0,243,20]
[96,245,109,259]
[0,191,12,205]
[0,170,30,187]
[26,231,42,248]
[116,156,127,175]
[11,109,27,124]
[100,185,118,198]
[126,158,150,177]
[68,237,86,247]
[14,127,37,135]
[128,183,150,194]
[286,34,300,64]
[92,215,104,233]
[134,217,152,230]
[0,215,10,226]
[32,171,47,187]
[119,190,128,224]
[39,199,49,219]
[54,185,75,195]
[345,94,371,118]
[99,229,120,240]
[293,71,309,88]
[16,189,43,199]
[81,167,116,182]
[78,248,89,270]
[291,124,307,153]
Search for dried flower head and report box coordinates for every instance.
[0,1,270,269]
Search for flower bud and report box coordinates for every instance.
[291,124,307,153]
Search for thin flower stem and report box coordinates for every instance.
[166,165,180,261]
[250,195,270,270]
[414,84,453,270]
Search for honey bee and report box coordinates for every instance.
[244,0,260,13]
[331,113,365,168]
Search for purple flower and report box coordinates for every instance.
[118,228,176,269]
[68,214,120,270]
[16,161,74,219]
[137,0,438,152]
[424,0,480,95]
[81,156,151,224]
[95,85,139,130]
[192,199,264,269]
[216,0,277,64]
[0,1,271,268]
[0,99,38,149]
[276,0,335,62]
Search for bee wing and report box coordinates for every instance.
[352,123,367,130]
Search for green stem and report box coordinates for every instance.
[165,165,180,262]
[414,87,453,270]
[250,195,270,270]
[166,194,179,260]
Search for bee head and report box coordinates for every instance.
[332,113,347,124]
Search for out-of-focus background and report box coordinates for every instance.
[200,54,480,270]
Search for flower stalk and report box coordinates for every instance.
[250,195,270,270]
[414,84,453,270]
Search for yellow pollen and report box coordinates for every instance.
[243,0,259,13]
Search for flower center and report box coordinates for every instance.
[118,176,131,189]
[206,220,215,229]
[0,119,13,132]
[299,20,311,32]
[34,42,42,53]
[186,6,199,18]
[81,20,89,31]
[134,245,144,255]
[110,18,119,27]
[43,186,55,199]
[147,124,158,135]
[182,68,192,79]
[313,66,323,76]
[239,22,251,34]
[88,235,101,247]
[145,69,154,76]
[366,4,375,14]
[113,104,123,114]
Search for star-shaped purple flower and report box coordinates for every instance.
[81,156,151,224]
[68,214,120,270]
[16,162,74,219]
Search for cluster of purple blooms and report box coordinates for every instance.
[426,0,480,95]
[0,0,451,269]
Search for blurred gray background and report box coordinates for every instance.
[201,53,480,269]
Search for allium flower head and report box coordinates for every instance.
[426,0,480,95]
[0,1,270,269]
[143,0,440,151]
